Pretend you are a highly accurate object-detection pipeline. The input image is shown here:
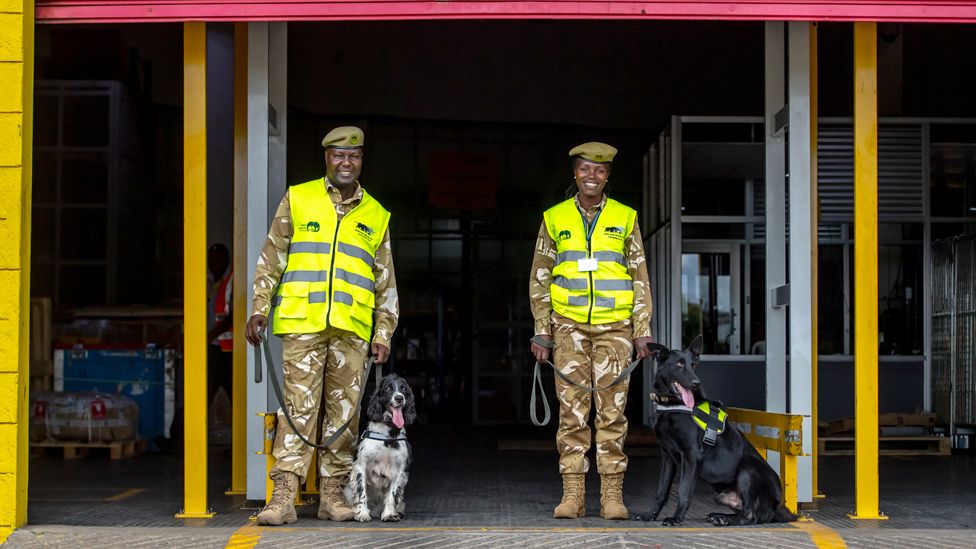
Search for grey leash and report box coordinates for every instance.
[529,335,644,427]
[254,333,380,449]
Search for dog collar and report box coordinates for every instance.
[654,404,694,413]
[361,430,408,442]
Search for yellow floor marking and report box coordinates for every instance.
[105,488,147,502]
[32,498,109,503]
[263,525,809,534]
[225,524,263,548]
[793,520,848,549]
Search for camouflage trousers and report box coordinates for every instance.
[551,315,634,475]
[269,327,369,482]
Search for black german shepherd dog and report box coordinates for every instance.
[635,335,798,526]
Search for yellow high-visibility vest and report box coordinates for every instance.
[543,197,636,324]
[272,178,390,341]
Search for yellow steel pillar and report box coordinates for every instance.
[225,22,248,497]
[850,21,886,521]
[810,21,824,500]
[176,21,215,519]
[0,0,33,543]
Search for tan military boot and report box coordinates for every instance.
[318,474,355,521]
[553,473,586,518]
[255,472,299,526]
[600,473,629,520]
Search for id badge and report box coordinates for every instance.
[578,258,599,272]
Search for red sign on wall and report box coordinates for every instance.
[427,153,499,211]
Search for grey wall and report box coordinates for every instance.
[692,357,926,421]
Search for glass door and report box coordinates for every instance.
[681,244,741,354]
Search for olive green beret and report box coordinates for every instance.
[569,142,617,163]
[321,126,365,149]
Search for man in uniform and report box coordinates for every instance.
[529,142,653,520]
[246,126,399,526]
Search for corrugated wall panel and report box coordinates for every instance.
[816,122,924,221]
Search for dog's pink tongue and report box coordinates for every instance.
[391,407,405,429]
[677,384,695,408]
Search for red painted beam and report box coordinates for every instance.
[35,0,976,23]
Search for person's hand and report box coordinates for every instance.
[634,336,654,359]
[530,334,554,363]
[246,314,268,345]
[371,342,390,364]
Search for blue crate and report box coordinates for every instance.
[55,348,175,443]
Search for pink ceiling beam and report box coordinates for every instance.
[35,0,976,23]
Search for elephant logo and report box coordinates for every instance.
[356,222,375,237]
[557,230,572,241]
[301,221,321,232]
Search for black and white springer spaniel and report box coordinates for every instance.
[345,373,416,522]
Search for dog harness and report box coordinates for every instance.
[360,430,408,443]
[654,400,728,446]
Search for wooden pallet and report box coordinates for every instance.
[818,435,950,456]
[826,412,937,435]
[31,439,146,460]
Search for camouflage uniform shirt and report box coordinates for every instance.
[529,194,652,338]
[251,180,399,347]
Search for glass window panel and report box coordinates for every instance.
[31,262,54,300]
[34,95,59,147]
[394,238,429,273]
[748,245,767,354]
[60,208,107,260]
[59,265,106,306]
[33,151,58,204]
[31,206,56,263]
[818,244,848,355]
[61,152,109,203]
[682,223,746,239]
[681,252,732,353]
[62,94,110,147]
[878,243,923,355]
[431,239,462,273]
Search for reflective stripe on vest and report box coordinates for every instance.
[272,178,390,341]
[544,197,637,324]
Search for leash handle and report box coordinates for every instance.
[529,349,645,427]
[255,332,379,450]
[529,360,552,427]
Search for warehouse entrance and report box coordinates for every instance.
[23,16,976,529]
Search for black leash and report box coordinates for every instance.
[254,333,380,450]
[529,335,645,427]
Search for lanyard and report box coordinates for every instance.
[580,207,603,243]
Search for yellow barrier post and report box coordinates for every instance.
[225,21,248,497]
[0,0,34,543]
[850,21,886,521]
[259,413,277,507]
[176,21,215,520]
[727,408,806,514]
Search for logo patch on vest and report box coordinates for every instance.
[557,230,572,242]
[356,222,375,239]
[604,226,625,240]
[300,221,321,233]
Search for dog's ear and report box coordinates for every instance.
[647,342,671,360]
[366,384,387,423]
[689,334,704,358]
[401,381,417,426]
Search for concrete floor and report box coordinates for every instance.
[6,425,976,547]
